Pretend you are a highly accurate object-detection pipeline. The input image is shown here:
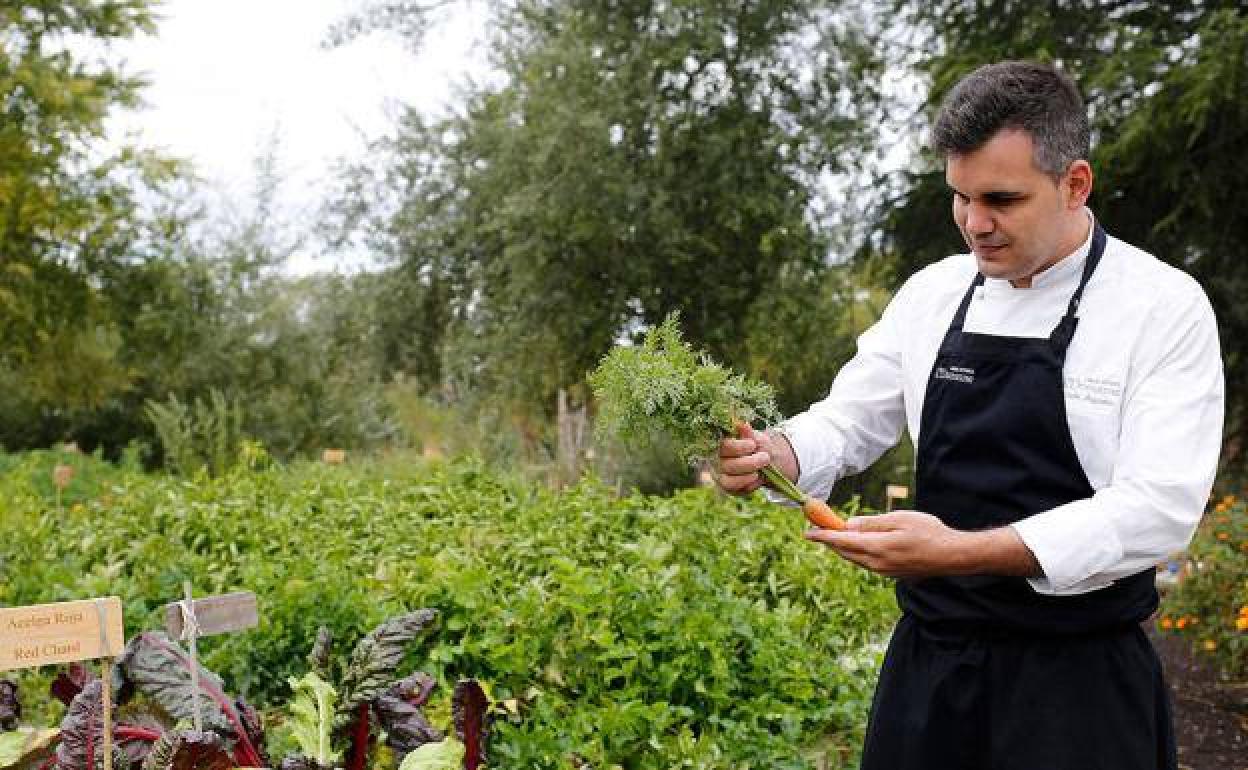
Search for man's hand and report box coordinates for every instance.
[715,423,799,496]
[803,511,1042,579]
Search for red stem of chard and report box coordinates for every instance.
[347,702,371,770]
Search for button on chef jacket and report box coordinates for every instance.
[780,210,1224,595]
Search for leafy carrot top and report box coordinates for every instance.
[589,314,782,466]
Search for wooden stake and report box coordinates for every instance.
[93,600,114,770]
[181,581,203,733]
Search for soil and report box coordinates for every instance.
[1149,627,1248,770]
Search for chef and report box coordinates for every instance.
[717,60,1223,770]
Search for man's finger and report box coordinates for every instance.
[846,513,906,532]
[719,450,771,476]
[719,436,759,458]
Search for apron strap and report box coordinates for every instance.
[949,272,987,333]
[1050,223,1108,353]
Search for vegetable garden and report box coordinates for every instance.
[0,449,896,769]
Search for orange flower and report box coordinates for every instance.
[1203,639,1217,651]
[1239,606,1248,617]
[1236,617,1248,632]
[1217,531,1231,541]
[1160,617,1174,630]
[1177,617,1189,629]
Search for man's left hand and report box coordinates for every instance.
[803,511,1041,579]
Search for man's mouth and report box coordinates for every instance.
[974,242,1008,257]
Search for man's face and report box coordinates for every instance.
[946,129,1085,286]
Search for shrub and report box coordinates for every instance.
[1157,493,1248,679]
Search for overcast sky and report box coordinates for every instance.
[105,0,493,272]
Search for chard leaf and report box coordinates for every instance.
[307,628,333,679]
[277,755,322,770]
[140,731,232,770]
[335,610,437,727]
[287,672,340,766]
[0,728,58,770]
[53,679,101,770]
[373,674,442,762]
[118,632,263,767]
[0,680,18,731]
[451,680,489,770]
[49,663,94,707]
[396,737,464,770]
[53,681,127,770]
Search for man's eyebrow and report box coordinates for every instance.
[947,184,1027,201]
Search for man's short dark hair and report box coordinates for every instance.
[932,61,1090,179]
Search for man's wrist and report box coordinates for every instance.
[951,526,1043,578]
[764,428,801,485]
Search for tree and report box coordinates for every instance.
[334,0,883,415]
[0,0,181,446]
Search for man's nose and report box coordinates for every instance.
[963,201,994,236]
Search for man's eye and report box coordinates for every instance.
[953,192,970,204]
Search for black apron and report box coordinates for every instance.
[861,225,1177,770]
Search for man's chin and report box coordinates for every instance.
[975,256,1014,280]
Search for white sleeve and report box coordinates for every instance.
[1012,285,1224,594]
[776,286,910,501]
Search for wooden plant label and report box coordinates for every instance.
[886,484,909,500]
[52,464,75,489]
[164,592,258,639]
[0,597,124,671]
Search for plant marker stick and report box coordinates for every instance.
[181,581,203,732]
[93,600,114,770]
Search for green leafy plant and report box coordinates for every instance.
[0,452,895,768]
[288,672,341,768]
[1158,492,1248,678]
[590,314,844,528]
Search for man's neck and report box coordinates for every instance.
[1010,210,1092,288]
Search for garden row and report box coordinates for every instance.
[0,450,896,769]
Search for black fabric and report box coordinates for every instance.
[862,225,1177,769]
[861,615,1176,770]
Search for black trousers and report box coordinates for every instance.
[860,614,1177,770]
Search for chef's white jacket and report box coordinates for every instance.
[780,213,1225,595]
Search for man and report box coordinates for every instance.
[717,61,1223,770]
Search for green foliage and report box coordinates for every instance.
[144,390,246,477]
[0,0,183,430]
[590,315,782,467]
[397,738,464,770]
[287,672,342,767]
[1158,492,1248,679]
[0,453,897,769]
[329,0,882,412]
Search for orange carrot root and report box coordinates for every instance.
[802,498,846,530]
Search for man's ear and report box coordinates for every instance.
[1064,160,1093,209]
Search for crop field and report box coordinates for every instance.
[0,450,898,769]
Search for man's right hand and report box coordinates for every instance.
[715,422,800,496]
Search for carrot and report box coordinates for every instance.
[802,497,846,530]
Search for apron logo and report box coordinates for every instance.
[934,365,975,384]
